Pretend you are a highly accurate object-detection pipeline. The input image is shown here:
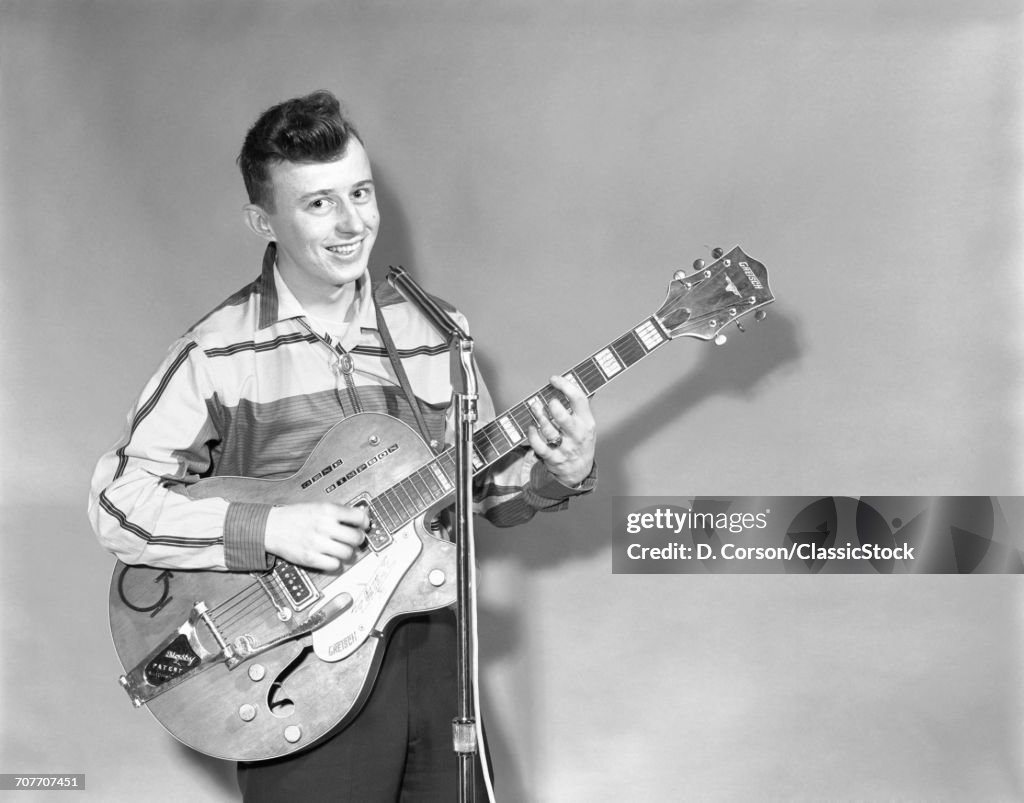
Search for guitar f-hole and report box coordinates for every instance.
[266,644,313,718]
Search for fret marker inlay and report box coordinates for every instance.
[594,349,623,379]
[635,320,665,350]
[498,416,521,443]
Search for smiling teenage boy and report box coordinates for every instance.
[89,90,597,801]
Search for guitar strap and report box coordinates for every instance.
[374,301,442,455]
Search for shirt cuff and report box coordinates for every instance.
[223,502,275,571]
[525,459,598,506]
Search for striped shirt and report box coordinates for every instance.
[89,243,594,571]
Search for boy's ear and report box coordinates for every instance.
[243,204,275,241]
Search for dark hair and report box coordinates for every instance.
[237,90,361,210]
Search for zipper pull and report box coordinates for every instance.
[334,352,354,376]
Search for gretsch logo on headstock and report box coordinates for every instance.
[739,261,763,289]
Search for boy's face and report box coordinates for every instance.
[250,138,379,302]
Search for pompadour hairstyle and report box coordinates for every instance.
[237,90,361,210]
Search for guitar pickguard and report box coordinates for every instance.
[310,522,422,662]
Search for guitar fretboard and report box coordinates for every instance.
[367,316,670,538]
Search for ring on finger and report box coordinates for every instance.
[546,434,563,449]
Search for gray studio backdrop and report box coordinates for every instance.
[2,1,1022,801]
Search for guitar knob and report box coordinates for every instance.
[712,247,724,259]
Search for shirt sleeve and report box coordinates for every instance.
[88,337,272,571]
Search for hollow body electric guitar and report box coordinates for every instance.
[109,246,774,761]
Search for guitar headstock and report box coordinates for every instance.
[655,246,774,342]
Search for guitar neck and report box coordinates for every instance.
[367,315,670,539]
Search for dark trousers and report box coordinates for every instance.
[237,609,489,802]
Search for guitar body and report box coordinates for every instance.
[108,413,457,762]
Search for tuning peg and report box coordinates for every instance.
[673,269,687,282]
[755,310,767,322]
[714,333,728,345]
[736,322,746,333]
[711,247,724,259]
[692,258,705,271]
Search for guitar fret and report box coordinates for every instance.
[418,465,443,499]
[430,459,454,493]
[492,421,514,449]
[369,499,396,534]
[572,361,605,395]
[417,469,442,506]
[541,382,570,405]
[473,428,502,465]
[611,331,647,366]
[386,488,412,526]
[394,480,417,517]
[512,401,537,434]
[375,493,401,531]
[392,488,415,523]
[407,471,430,506]
[477,421,503,452]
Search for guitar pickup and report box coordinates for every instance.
[351,496,393,552]
[255,563,321,621]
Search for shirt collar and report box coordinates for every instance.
[256,242,378,343]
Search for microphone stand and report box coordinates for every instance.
[386,266,480,803]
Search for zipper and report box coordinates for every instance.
[298,319,362,415]
[332,348,362,414]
